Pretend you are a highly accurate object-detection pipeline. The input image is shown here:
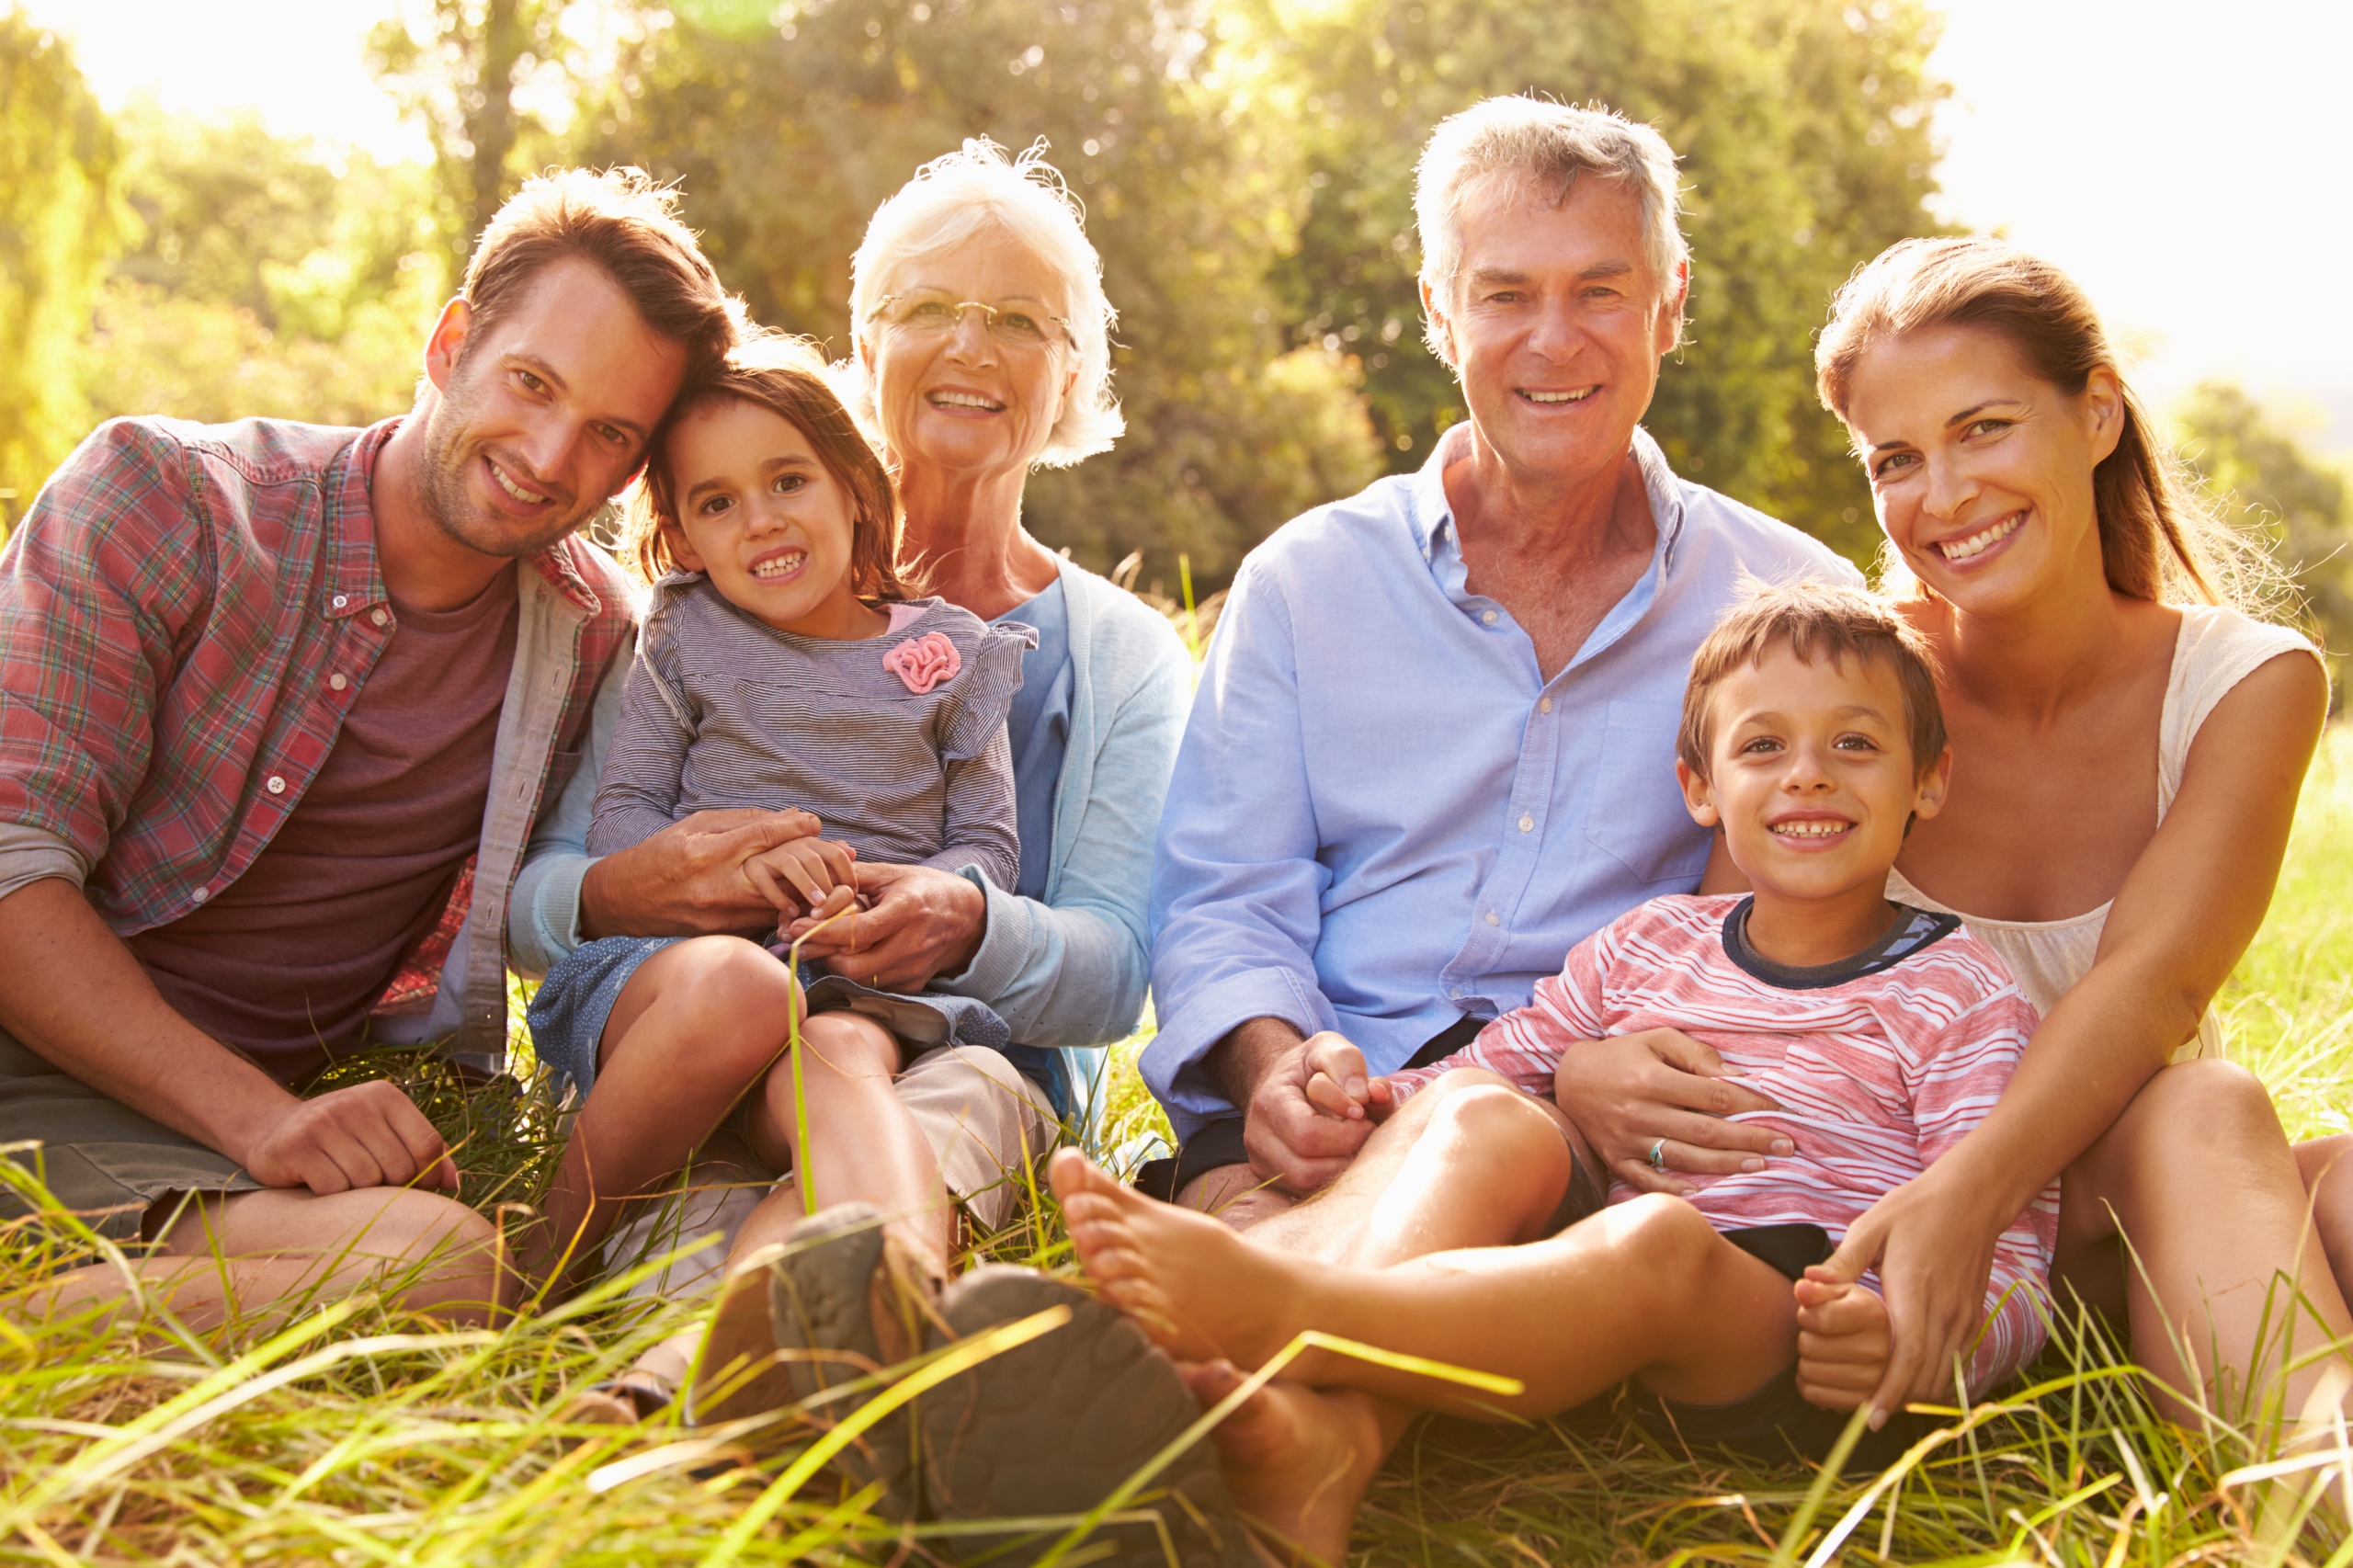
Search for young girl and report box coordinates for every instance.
[521,334,1031,1301]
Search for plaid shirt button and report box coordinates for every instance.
[190,887,209,903]
[329,674,348,691]
[331,594,348,610]
[371,608,391,628]
[266,776,286,794]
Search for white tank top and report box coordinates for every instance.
[1885,605,2320,1062]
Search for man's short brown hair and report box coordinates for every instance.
[461,167,741,387]
[1677,581,1946,780]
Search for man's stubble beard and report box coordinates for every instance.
[416,363,604,562]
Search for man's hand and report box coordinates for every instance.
[781,861,986,992]
[1206,1019,1376,1195]
[240,1080,460,1195]
[1552,1028,1790,1196]
[578,808,827,939]
[1793,1267,1895,1414]
[1809,1167,2005,1425]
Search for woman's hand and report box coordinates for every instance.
[1808,1165,2006,1425]
[782,861,985,991]
[1552,1028,1790,1195]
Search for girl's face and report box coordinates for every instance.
[661,397,870,637]
[859,225,1078,481]
[1840,324,2124,618]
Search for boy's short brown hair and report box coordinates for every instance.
[462,167,741,389]
[621,332,920,606]
[1677,581,1946,780]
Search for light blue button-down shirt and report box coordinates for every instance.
[1143,425,1862,1139]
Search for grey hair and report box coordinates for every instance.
[1414,97,1688,361]
[846,138,1122,468]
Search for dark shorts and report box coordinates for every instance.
[0,1025,261,1243]
[1136,1015,1607,1228]
[1634,1223,1927,1468]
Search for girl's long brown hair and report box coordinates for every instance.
[620,331,921,604]
[1815,236,2231,607]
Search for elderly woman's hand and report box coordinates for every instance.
[580,808,831,939]
[782,860,986,992]
[1553,1028,1790,1195]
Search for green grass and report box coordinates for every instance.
[6,739,2353,1563]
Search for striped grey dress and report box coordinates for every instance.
[527,575,1033,1094]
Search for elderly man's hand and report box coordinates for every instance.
[1213,1021,1377,1195]
[579,809,827,939]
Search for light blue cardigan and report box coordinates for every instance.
[507,554,1193,1108]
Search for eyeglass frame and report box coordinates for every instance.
[867,292,1075,350]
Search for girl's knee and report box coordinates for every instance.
[2119,1058,2286,1153]
[770,1010,902,1091]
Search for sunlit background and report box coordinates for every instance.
[6,0,2350,668]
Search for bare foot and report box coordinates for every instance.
[1051,1147,1318,1368]
[1181,1358,1384,1568]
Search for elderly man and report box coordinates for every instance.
[0,169,743,1330]
[1143,96,1862,1233]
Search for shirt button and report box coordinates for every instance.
[329,673,348,691]
[266,775,287,795]
[1449,986,1462,999]
[1484,910,1500,926]
[190,886,209,903]
[1518,813,1534,833]
[371,608,392,628]
[330,594,348,610]
[1481,609,1498,626]
[1540,697,1554,714]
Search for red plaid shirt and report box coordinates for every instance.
[0,415,633,1071]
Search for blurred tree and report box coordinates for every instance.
[570,0,1380,585]
[0,8,120,534]
[78,108,441,430]
[369,0,570,279]
[2175,382,2353,701]
[1242,0,1948,564]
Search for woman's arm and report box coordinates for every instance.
[1824,648,2327,1417]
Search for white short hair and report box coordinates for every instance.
[847,139,1122,468]
[1415,97,1688,358]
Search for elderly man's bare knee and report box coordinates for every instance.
[1176,1163,1297,1230]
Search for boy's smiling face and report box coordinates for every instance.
[1677,641,1951,910]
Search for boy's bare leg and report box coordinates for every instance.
[1053,1149,1796,1414]
[14,1184,510,1336]
[1178,1359,1407,1568]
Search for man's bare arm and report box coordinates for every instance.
[0,879,454,1193]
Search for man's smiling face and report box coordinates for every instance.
[1424,175,1685,485]
[416,256,688,562]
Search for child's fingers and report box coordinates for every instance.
[742,858,797,913]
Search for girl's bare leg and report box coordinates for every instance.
[2060,1059,2353,1428]
[2295,1133,2353,1296]
[529,937,802,1289]
[1051,1149,1796,1415]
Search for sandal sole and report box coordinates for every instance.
[920,1266,1260,1568]
[766,1202,923,1520]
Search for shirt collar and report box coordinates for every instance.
[1404,420,1691,570]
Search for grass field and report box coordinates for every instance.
[6,735,2353,1564]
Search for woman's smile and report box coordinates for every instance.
[1929,509,2026,565]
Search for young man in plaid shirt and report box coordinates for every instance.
[0,170,750,1328]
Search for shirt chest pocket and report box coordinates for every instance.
[1581,699,1710,887]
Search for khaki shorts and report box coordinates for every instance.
[0,1026,261,1243]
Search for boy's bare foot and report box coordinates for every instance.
[1180,1358,1384,1568]
[1051,1148,1320,1368]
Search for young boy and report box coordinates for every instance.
[1050,583,2058,1483]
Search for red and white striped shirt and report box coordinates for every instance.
[1386,893,2057,1394]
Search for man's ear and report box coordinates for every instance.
[422,296,475,394]
[1676,756,1720,828]
[1655,258,1690,356]
[1418,276,1458,370]
[1909,744,1954,823]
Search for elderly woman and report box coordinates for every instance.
[511,142,1188,1450]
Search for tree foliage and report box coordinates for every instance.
[0,8,119,530]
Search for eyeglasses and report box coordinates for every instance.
[869,292,1072,350]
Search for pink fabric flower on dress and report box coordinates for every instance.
[883,631,961,693]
